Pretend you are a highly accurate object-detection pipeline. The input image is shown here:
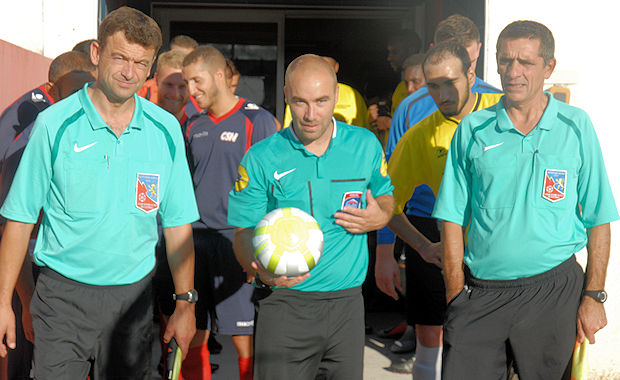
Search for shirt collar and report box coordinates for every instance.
[79,83,144,131]
[496,92,556,132]
[287,116,338,151]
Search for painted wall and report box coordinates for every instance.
[484,1,620,377]
[0,40,51,111]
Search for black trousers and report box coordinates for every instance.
[442,256,583,380]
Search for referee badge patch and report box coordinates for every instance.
[341,191,363,209]
[234,165,249,191]
[542,169,566,202]
[136,173,160,213]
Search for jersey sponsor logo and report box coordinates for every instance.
[193,131,209,139]
[220,131,239,142]
[274,168,296,181]
[236,320,254,327]
[234,165,249,191]
[341,191,363,209]
[136,173,160,213]
[31,92,45,102]
[380,153,388,177]
[483,142,504,152]
[542,169,567,202]
[244,103,259,110]
[73,142,97,152]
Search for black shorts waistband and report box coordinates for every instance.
[272,286,361,300]
[38,266,154,289]
[465,255,578,289]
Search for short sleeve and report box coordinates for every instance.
[388,130,423,215]
[368,139,394,199]
[228,148,270,228]
[575,113,619,228]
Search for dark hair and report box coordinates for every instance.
[170,35,198,50]
[72,39,97,55]
[434,14,480,45]
[496,20,555,64]
[49,51,94,83]
[98,6,162,54]
[423,40,471,75]
[402,53,426,70]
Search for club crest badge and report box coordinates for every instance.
[136,173,160,213]
[542,169,567,202]
[341,191,363,209]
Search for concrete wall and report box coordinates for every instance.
[484,1,620,377]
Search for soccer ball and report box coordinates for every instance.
[252,207,324,277]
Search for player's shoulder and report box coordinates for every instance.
[238,99,273,120]
[337,120,376,140]
[473,77,502,94]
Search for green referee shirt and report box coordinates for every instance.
[228,119,393,292]
[0,84,199,285]
[433,94,619,280]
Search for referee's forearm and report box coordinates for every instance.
[233,227,257,275]
[163,224,195,294]
[442,221,465,302]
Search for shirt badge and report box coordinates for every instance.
[341,191,363,209]
[136,173,160,213]
[542,169,566,202]
[234,165,249,191]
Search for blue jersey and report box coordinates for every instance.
[186,98,277,231]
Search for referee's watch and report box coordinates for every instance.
[583,290,607,303]
[173,289,199,303]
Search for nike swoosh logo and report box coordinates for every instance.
[274,168,296,181]
[74,142,97,152]
[483,142,504,152]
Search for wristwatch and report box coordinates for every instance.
[583,290,607,303]
[173,289,199,303]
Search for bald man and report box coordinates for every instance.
[282,56,369,131]
[228,54,394,380]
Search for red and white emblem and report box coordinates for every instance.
[136,173,160,213]
[542,169,567,202]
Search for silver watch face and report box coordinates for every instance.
[599,291,608,303]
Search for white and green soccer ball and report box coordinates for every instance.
[252,207,324,277]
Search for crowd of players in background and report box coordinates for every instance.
[0,9,615,380]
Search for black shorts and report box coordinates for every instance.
[154,229,254,334]
[442,256,583,380]
[403,215,444,326]
[31,267,153,380]
[254,287,364,380]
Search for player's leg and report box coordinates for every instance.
[405,216,443,380]
[208,230,255,380]
[254,289,324,380]
[30,269,100,379]
[508,256,583,379]
[319,288,364,380]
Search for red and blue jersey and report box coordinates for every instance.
[186,98,277,231]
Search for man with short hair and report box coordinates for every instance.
[383,41,502,380]
[171,35,199,54]
[155,49,190,124]
[401,53,426,95]
[387,32,423,113]
[433,21,618,379]
[182,45,277,380]
[228,54,394,379]
[0,7,199,379]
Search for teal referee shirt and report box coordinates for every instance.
[433,94,619,280]
[228,119,393,292]
[0,84,199,285]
